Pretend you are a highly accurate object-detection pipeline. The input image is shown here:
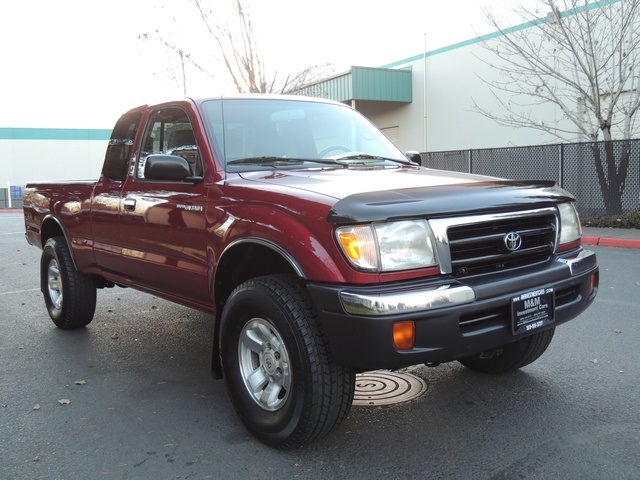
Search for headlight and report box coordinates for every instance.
[558,203,581,245]
[336,220,437,272]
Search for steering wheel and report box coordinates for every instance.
[318,145,350,157]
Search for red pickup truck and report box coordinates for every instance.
[23,95,598,447]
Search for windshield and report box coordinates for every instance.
[201,98,407,171]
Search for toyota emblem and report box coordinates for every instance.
[504,232,522,251]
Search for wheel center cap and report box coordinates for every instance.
[263,352,277,375]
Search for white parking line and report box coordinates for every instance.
[0,288,40,295]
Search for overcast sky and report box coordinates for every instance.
[1,0,530,128]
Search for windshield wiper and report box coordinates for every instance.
[227,157,348,168]
[331,153,411,165]
[226,155,409,168]
[227,156,305,167]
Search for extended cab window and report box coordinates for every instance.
[102,111,141,181]
[138,107,202,179]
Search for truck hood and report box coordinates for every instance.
[239,166,574,223]
[239,166,484,198]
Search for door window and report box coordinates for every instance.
[138,107,202,179]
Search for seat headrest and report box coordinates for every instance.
[168,129,196,148]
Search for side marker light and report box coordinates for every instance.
[393,321,415,350]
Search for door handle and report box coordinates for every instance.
[123,198,136,211]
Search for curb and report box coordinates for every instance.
[582,236,640,250]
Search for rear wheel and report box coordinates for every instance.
[219,275,355,448]
[458,328,555,374]
[41,237,96,329]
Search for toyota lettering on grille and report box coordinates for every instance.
[504,232,522,251]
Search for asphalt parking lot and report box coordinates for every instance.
[1,211,639,480]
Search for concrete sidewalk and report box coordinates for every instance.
[3,209,639,249]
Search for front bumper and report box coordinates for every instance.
[307,249,598,371]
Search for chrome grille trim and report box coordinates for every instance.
[429,207,559,275]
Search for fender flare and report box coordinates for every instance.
[40,214,79,270]
[219,237,306,277]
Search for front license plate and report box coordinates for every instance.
[511,287,555,335]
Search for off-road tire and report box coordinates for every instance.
[458,328,555,374]
[41,236,96,329]
[219,274,355,448]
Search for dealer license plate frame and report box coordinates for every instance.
[511,287,555,335]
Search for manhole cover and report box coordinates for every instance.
[353,370,428,406]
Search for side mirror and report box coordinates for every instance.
[405,151,422,165]
[144,154,195,182]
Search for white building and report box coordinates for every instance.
[296,0,635,153]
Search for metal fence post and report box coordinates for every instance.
[559,144,563,188]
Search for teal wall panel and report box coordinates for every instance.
[0,128,112,141]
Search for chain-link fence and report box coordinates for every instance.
[422,140,640,217]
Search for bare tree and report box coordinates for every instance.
[139,32,190,95]
[140,0,331,95]
[473,0,640,214]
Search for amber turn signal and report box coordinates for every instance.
[338,231,361,260]
[393,321,415,350]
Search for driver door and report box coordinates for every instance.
[117,106,210,306]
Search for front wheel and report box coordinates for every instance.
[219,275,355,448]
[458,328,555,374]
[41,237,96,329]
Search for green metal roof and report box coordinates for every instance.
[295,66,412,103]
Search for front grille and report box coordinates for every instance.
[446,213,557,277]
